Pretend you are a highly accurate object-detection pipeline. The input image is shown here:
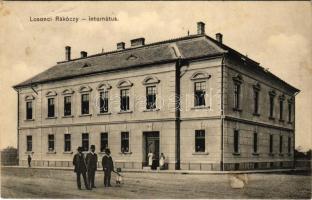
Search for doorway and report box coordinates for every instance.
[143,131,160,167]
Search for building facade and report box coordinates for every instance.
[13,22,299,171]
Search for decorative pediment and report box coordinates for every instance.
[45,91,57,97]
[288,97,294,103]
[190,72,211,80]
[97,82,112,91]
[279,94,285,101]
[232,74,243,84]
[269,90,276,97]
[117,80,133,88]
[62,88,75,95]
[79,86,92,93]
[25,95,35,101]
[253,82,261,91]
[127,54,138,61]
[142,76,160,85]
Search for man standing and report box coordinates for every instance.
[86,145,98,189]
[27,154,32,167]
[102,148,114,187]
[73,147,90,190]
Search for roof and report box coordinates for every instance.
[13,34,299,93]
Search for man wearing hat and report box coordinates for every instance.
[73,146,90,190]
[86,145,98,189]
[102,148,114,187]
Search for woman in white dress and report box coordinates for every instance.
[159,153,165,170]
[147,150,154,167]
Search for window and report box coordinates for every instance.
[100,132,108,152]
[120,89,130,111]
[64,134,71,152]
[64,96,71,116]
[269,134,273,154]
[100,91,109,113]
[279,99,284,121]
[288,102,292,123]
[26,102,33,120]
[269,95,274,118]
[194,82,206,107]
[234,83,240,109]
[234,130,239,153]
[82,133,89,151]
[121,132,129,153]
[48,98,55,117]
[146,86,156,109]
[195,130,205,152]
[48,134,55,151]
[279,135,283,154]
[288,137,291,154]
[81,94,89,115]
[253,132,258,153]
[254,90,259,114]
[26,135,32,152]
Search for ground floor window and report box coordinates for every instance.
[82,133,89,151]
[101,132,108,152]
[279,135,283,154]
[195,130,205,152]
[26,135,32,152]
[121,132,129,153]
[48,134,55,152]
[253,132,258,153]
[64,134,71,152]
[269,134,273,154]
[288,137,291,154]
[234,130,239,153]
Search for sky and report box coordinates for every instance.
[0,2,311,151]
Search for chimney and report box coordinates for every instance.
[80,51,87,58]
[197,22,205,35]
[117,42,125,50]
[131,38,145,47]
[216,33,223,43]
[65,46,71,61]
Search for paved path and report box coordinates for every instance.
[1,167,311,199]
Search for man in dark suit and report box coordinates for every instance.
[73,146,90,190]
[102,148,114,187]
[86,145,98,189]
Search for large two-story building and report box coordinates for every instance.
[13,22,299,171]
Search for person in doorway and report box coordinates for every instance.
[27,154,32,167]
[151,153,158,170]
[159,153,165,170]
[102,148,114,187]
[86,145,98,189]
[147,150,153,167]
[73,146,90,190]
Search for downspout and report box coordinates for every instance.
[17,89,20,165]
[220,54,225,171]
[175,58,182,170]
[293,91,299,168]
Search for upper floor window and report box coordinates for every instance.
[64,96,72,116]
[146,86,157,109]
[120,89,130,111]
[47,98,55,117]
[48,134,55,152]
[269,91,276,119]
[26,102,33,120]
[100,91,109,113]
[100,132,108,152]
[26,135,32,152]
[64,134,71,152]
[121,132,129,153]
[288,99,293,123]
[81,94,90,115]
[195,130,205,152]
[232,75,243,111]
[194,82,206,107]
[253,132,258,153]
[279,95,285,121]
[253,83,260,115]
[233,130,240,154]
[82,133,89,151]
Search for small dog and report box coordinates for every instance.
[114,168,123,187]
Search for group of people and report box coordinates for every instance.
[148,151,166,170]
[73,145,114,190]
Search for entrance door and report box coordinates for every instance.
[143,131,159,167]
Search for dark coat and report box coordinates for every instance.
[102,154,114,172]
[73,153,87,173]
[86,152,98,171]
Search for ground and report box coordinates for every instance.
[1,167,311,199]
